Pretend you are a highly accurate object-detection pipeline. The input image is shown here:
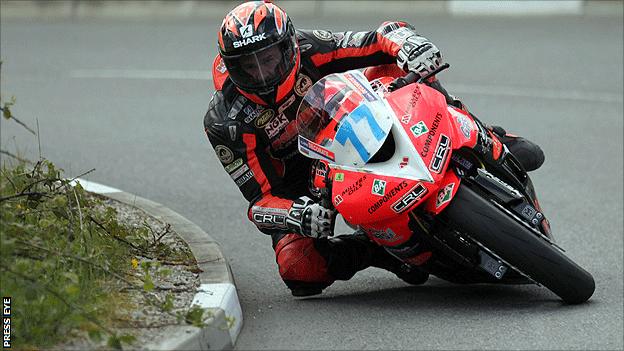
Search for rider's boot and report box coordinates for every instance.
[317,232,429,287]
[350,233,430,285]
[428,80,545,172]
[488,125,545,171]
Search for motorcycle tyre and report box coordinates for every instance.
[443,185,595,304]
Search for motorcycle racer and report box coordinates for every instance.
[204,1,544,296]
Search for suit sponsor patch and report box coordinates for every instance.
[215,145,234,164]
[229,164,250,180]
[254,109,275,128]
[235,170,254,186]
[313,29,333,41]
[224,158,243,173]
[265,113,289,138]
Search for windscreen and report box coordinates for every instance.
[295,70,393,167]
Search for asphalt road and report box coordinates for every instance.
[1,10,622,350]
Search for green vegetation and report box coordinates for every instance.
[0,64,212,350]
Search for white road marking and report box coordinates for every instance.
[70,178,121,193]
[69,69,623,103]
[447,83,623,104]
[70,68,210,80]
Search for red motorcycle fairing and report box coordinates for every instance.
[329,82,480,230]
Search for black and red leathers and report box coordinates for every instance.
[204,22,429,294]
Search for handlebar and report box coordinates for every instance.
[389,63,451,91]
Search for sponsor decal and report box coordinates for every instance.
[299,136,336,162]
[344,72,377,102]
[240,24,253,38]
[455,113,473,139]
[429,134,451,174]
[215,57,227,74]
[294,74,313,97]
[391,183,428,213]
[224,158,243,173]
[451,154,473,170]
[334,173,345,182]
[370,228,399,242]
[436,183,455,208]
[334,194,344,206]
[243,104,263,124]
[251,206,288,228]
[313,29,334,41]
[228,124,237,141]
[228,96,246,120]
[521,205,536,220]
[233,33,267,48]
[384,26,414,46]
[254,109,275,128]
[215,145,234,164]
[235,170,254,186]
[230,163,250,180]
[299,43,313,53]
[368,180,409,214]
[278,94,296,115]
[265,113,289,138]
[401,114,411,124]
[480,169,522,198]
[410,121,429,137]
[371,179,387,196]
[420,112,443,157]
[271,120,298,150]
[341,31,367,48]
[399,157,409,169]
[315,168,326,178]
[408,84,422,107]
[341,175,367,197]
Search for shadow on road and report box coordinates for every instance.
[295,277,598,312]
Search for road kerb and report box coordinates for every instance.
[73,178,242,351]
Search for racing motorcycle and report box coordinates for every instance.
[295,65,594,304]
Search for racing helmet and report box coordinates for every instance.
[218,1,300,105]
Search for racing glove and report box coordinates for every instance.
[396,35,443,78]
[286,196,336,239]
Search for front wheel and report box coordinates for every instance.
[442,185,595,304]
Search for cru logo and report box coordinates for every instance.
[391,183,428,213]
[372,179,387,196]
[429,134,450,174]
[3,297,10,348]
[410,121,428,137]
[240,24,253,38]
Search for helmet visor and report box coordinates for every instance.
[221,34,296,92]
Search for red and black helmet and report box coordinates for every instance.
[218,1,300,105]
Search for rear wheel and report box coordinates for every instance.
[443,185,595,304]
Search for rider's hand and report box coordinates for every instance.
[396,35,443,78]
[286,196,336,238]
